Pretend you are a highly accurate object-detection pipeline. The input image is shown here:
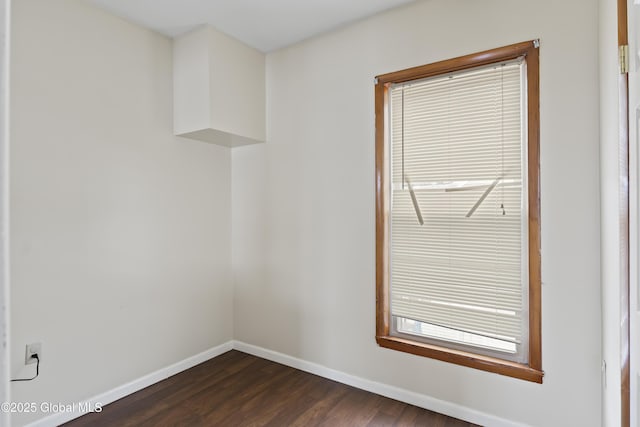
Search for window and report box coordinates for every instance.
[375,41,542,383]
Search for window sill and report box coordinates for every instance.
[376,335,544,383]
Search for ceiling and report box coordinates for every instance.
[88,0,416,53]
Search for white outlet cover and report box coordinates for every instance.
[25,343,41,365]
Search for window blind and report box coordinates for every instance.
[389,59,527,347]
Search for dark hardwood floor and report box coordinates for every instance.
[63,350,479,427]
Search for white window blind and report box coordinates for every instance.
[389,59,527,354]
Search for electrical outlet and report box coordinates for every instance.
[25,343,41,365]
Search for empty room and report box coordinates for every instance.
[0,0,638,426]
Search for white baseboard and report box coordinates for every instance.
[26,339,525,427]
[26,341,234,427]
[233,340,527,427]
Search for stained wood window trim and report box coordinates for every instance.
[374,40,543,383]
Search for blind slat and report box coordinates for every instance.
[389,60,526,343]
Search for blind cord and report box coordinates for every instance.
[500,63,506,216]
[401,86,405,190]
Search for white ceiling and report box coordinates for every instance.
[88,0,416,52]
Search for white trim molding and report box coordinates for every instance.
[0,1,10,426]
[27,340,526,427]
[26,341,234,427]
[233,341,528,427]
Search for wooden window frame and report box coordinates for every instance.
[375,40,543,383]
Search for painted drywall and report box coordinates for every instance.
[173,27,212,137]
[173,25,266,141]
[232,0,602,425]
[624,2,640,426]
[599,0,622,425]
[10,0,233,425]
[205,26,265,143]
[173,25,265,147]
[0,0,10,424]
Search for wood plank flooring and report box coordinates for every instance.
[63,350,479,427]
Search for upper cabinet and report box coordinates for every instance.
[173,26,265,147]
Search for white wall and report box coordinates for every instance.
[173,25,265,147]
[10,1,233,425]
[599,0,623,425]
[205,27,265,143]
[7,0,604,425]
[173,27,211,137]
[624,1,640,425]
[233,0,602,425]
[0,0,10,424]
